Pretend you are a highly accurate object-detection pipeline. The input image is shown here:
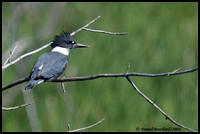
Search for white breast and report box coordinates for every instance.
[52,46,70,56]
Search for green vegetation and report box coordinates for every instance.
[2,2,198,132]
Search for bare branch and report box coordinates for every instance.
[2,67,198,91]
[2,77,29,91]
[2,101,34,111]
[83,28,128,35]
[125,76,196,132]
[2,42,52,70]
[70,16,101,36]
[2,15,127,70]
[52,67,198,82]
[67,118,105,132]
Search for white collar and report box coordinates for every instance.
[51,46,70,56]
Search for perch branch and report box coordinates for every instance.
[53,67,198,82]
[2,67,198,91]
[2,77,29,91]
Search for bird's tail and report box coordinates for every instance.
[24,79,44,90]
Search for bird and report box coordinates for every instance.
[24,32,89,90]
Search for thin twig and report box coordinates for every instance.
[67,118,105,132]
[2,67,198,91]
[3,45,18,66]
[2,101,34,111]
[70,16,101,36]
[167,67,183,76]
[126,62,131,73]
[125,76,196,132]
[83,28,128,35]
[61,76,66,93]
[61,83,66,93]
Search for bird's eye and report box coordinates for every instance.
[67,41,75,44]
[71,41,75,44]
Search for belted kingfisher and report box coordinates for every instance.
[24,32,89,90]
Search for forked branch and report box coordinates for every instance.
[125,65,196,132]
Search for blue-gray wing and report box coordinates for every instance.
[29,52,68,81]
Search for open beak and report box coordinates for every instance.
[74,43,89,48]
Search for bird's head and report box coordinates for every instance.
[51,32,89,51]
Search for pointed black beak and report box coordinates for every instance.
[74,43,89,48]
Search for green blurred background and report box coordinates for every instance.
[2,2,198,132]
